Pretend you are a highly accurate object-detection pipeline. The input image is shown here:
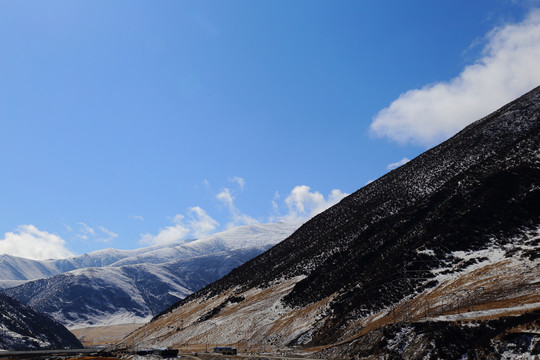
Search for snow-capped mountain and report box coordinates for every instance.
[2,222,298,329]
[114,86,540,359]
[0,243,178,289]
[107,222,298,267]
[0,292,82,351]
[0,222,297,289]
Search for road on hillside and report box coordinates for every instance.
[0,348,101,358]
[179,352,322,360]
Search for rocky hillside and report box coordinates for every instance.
[0,293,81,351]
[114,86,540,359]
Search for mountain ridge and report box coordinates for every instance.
[114,86,540,359]
[0,222,298,289]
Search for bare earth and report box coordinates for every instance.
[71,323,144,348]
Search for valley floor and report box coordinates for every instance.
[71,324,145,348]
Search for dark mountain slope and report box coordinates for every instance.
[319,310,540,359]
[116,86,540,358]
[0,293,82,351]
[162,85,539,311]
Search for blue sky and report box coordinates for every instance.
[1,1,540,259]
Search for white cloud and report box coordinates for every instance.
[278,185,348,224]
[139,182,348,244]
[138,208,220,245]
[386,157,410,170]
[187,206,219,238]
[139,215,190,246]
[230,176,246,190]
[0,225,74,260]
[132,215,144,221]
[371,10,540,146]
[217,188,234,208]
[217,188,258,229]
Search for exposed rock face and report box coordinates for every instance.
[115,86,540,359]
[0,293,82,351]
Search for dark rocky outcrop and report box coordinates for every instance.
[0,292,82,351]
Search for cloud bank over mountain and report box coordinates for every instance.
[0,225,74,260]
[139,184,348,246]
[371,10,540,146]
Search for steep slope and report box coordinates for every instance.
[0,293,82,351]
[3,222,298,329]
[115,86,540,358]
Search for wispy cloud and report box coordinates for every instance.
[387,157,410,170]
[77,222,95,240]
[140,180,348,245]
[98,226,119,243]
[230,176,246,190]
[0,225,74,260]
[75,222,118,243]
[371,10,540,146]
[217,188,258,229]
[217,188,234,207]
[131,215,144,221]
[272,191,280,213]
[187,206,219,238]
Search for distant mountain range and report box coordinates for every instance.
[2,222,298,329]
[0,243,185,289]
[114,86,540,359]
